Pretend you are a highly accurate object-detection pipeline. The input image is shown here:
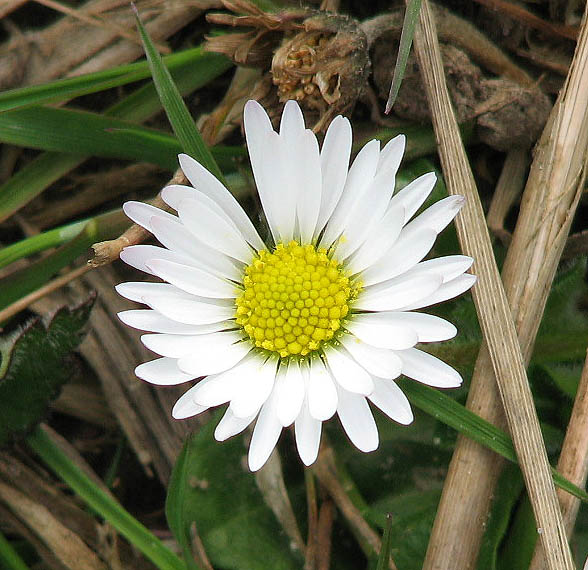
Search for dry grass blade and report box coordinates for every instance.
[412,1,577,568]
[0,480,108,570]
[530,351,588,569]
[422,1,588,566]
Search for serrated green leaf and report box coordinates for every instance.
[166,414,300,570]
[134,7,224,183]
[375,514,393,570]
[0,297,94,446]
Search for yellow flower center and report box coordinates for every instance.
[235,241,358,358]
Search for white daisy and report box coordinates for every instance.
[116,100,476,471]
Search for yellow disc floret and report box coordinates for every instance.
[235,241,358,358]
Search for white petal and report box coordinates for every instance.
[354,273,442,312]
[146,259,238,299]
[178,337,252,376]
[178,154,266,251]
[280,99,305,136]
[360,227,437,287]
[123,201,177,232]
[142,330,242,358]
[345,315,418,350]
[395,312,457,342]
[229,355,278,418]
[120,245,194,276]
[315,115,352,236]
[336,386,379,452]
[144,295,234,326]
[118,309,227,334]
[368,377,413,424]
[248,389,283,471]
[215,408,256,442]
[409,255,474,283]
[295,130,322,243]
[319,139,380,248]
[294,397,322,466]
[177,197,253,264]
[334,173,396,260]
[376,135,405,175]
[404,195,464,233]
[398,348,463,388]
[116,281,192,304]
[244,101,282,243]
[307,357,338,420]
[275,361,305,427]
[191,366,244,407]
[323,345,374,395]
[135,357,196,386]
[172,384,210,419]
[400,273,477,311]
[345,204,405,275]
[339,335,402,379]
[388,171,437,224]
[150,215,242,280]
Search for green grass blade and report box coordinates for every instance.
[399,379,588,503]
[0,106,180,169]
[0,51,233,223]
[385,0,422,113]
[133,5,225,183]
[0,47,208,113]
[0,531,30,570]
[27,426,186,570]
[375,514,394,570]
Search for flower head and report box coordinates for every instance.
[116,100,476,471]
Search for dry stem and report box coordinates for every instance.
[412,1,579,568]
[530,351,588,569]
[421,0,588,567]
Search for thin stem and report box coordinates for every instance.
[26,425,186,570]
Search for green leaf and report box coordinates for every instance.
[0,47,214,113]
[133,6,225,183]
[398,378,588,503]
[497,495,537,570]
[0,297,94,446]
[477,464,525,570]
[375,514,394,570]
[385,0,422,113]
[166,414,300,570]
[369,489,440,570]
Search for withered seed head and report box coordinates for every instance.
[205,1,369,131]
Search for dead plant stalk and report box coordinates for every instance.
[412,1,588,569]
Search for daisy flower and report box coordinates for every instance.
[116,100,476,471]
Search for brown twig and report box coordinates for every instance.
[89,168,187,267]
[412,1,578,569]
[33,0,171,53]
[486,147,528,240]
[189,522,214,570]
[530,350,588,569]
[312,445,397,570]
[316,499,335,570]
[0,264,92,325]
[473,0,579,41]
[421,0,588,567]
[304,470,319,570]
